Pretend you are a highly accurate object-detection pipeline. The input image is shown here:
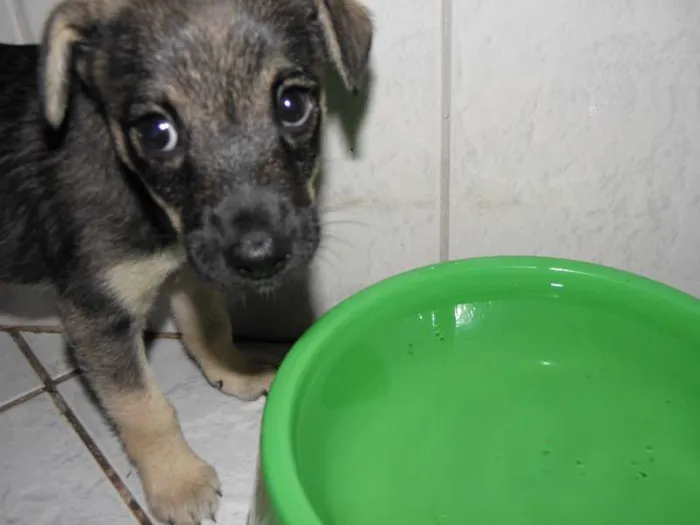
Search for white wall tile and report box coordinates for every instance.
[0,0,25,43]
[309,0,443,307]
[15,0,56,42]
[449,0,700,295]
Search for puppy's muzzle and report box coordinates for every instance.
[186,189,305,286]
[225,228,291,280]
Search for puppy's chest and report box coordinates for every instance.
[102,245,186,317]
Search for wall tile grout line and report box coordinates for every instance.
[7,0,30,43]
[439,0,453,262]
[8,331,153,525]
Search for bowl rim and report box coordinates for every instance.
[260,255,700,525]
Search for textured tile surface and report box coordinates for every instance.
[0,332,42,406]
[310,0,442,306]
[13,0,55,41]
[23,332,74,379]
[449,0,700,294]
[0,394,136,525]
[0,0,24,43]
[59,338,270,524]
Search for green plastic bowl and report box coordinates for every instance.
[255,256,700,525]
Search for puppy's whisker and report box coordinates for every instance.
[320,233,356,250]
[321,219,371,229]
[315,244,343,265]
[319,201,370,214]
[314,252,338,268]
[233,290,249,308]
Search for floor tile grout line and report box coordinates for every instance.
[9,331,153,525]
[9,331,55,386]
[54,369,82,385]
[0,325,297,345]
[0,325,184,340]
[0,324,299,346]
[0,386,46,415]
[1,324,64,334]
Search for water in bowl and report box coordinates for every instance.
[294,295,700,525]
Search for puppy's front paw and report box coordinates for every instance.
[205,362,275,401]
[143,453,221,525]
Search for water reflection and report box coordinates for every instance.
[454,303,476,329]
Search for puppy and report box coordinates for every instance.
[0,0,372,523]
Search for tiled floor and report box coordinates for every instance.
[0,327,282,525]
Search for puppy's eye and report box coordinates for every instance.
[134,115,179,156]
[275,87,313,130]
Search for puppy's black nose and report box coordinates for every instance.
[229,230,290,280]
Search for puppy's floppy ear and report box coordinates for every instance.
[39,0,118,129]
[315,0,373,92]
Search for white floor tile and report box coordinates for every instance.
[0,332,42,406]
[22,332,75,379]
[59,338,272,524]
[0,394,137,525]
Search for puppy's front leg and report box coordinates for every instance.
[61,300,221,525]
[170,266,275,401]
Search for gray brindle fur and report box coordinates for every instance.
[0,0,372,522]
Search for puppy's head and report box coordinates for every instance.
[39,0,372,290]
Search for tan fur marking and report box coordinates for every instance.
[316,2,347,86]
[163,84,191,113]
[152,194,185,234]
[307,160,320,202]
[169,268,275,400]
[306,90,326,202]
[320,88,328,114]
[110,120,184,233]
[44,22,80,127]
[87,0,126,20]
[103,247,185,316]
[315,0,373,89]
[42,0,127,127]
[110,121,138,171]
[107,342,221,523]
